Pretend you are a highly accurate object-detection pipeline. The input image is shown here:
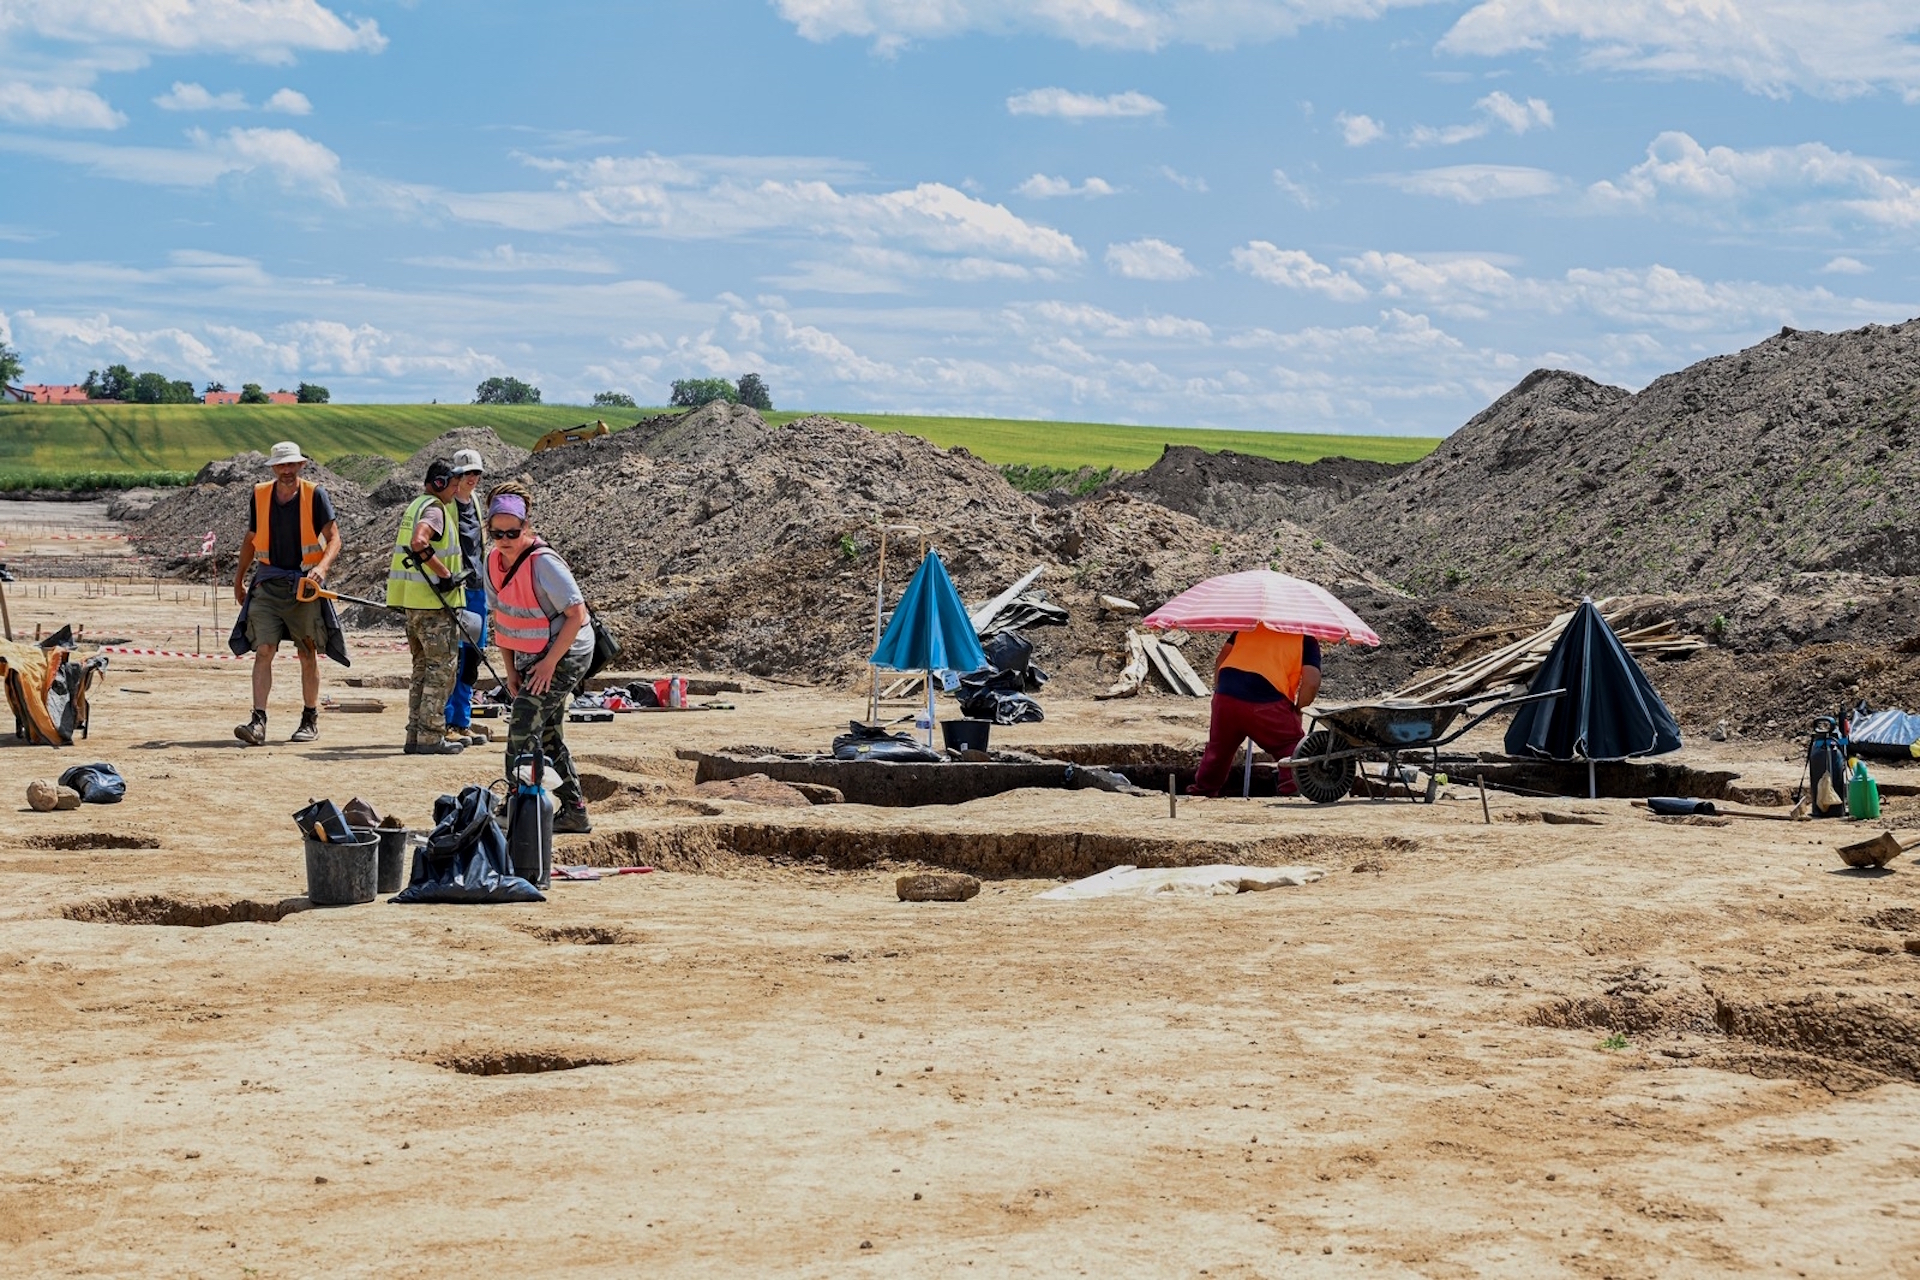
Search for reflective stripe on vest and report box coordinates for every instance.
[385,493,463,609]
[252,479,325,568]
[487,543,558,653]
[1219,628,1304,702]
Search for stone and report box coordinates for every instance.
[26,779,78,812]
[896,873,980,903]
[789,782,845,805]
[693,773,812,808]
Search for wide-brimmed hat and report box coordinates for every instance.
[266,441,309,467]
[449,448,485,475]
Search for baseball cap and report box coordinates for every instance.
[450,448,484,475]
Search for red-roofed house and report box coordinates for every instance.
[265,391,299,405]
[18,384,91,405]
[204,391,240,406]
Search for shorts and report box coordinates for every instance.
[246,576,323,650]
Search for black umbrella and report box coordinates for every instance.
[1505,599,1681,796]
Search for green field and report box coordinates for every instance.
[0,402,1438,489]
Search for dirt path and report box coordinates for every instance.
[2,574,1918,1277]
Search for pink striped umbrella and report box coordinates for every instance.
[1141,570,1381,645]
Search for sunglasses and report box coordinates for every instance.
[486,526,525,540]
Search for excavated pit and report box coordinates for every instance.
[25,833,162,851]
[577,819,1412,880]
[433,1050,627,1076]
[514,924,637,945]
[63,895,309,927]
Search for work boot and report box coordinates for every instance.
[412,738,464,756]
[441,729,475,751]
[402,735,417,755]
[553,803,592,834]
[234,710,267,747]
[290,708,319,743]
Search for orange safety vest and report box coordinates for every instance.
[1218,628,1305,702]
[251,479,325,568]
[487,542,557,653]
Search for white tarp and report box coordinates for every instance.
[1036,864,1327,900]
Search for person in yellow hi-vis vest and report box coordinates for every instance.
[231,441,341,746]
[1188,627,1322,796]
[386,458,467,755]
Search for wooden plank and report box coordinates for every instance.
[1098,630,1150,700]
[1156,642,1211,697]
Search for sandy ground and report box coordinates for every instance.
[3,512,1920,1277]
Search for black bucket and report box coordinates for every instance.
[303,832,378,906]
[940,719,992,753]
[352,826,411,895]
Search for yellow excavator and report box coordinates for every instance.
[531,419,611,453]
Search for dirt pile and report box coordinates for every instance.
[369,427,531,505]
[1322,321,1920,594]
[133,453,370,568]
[1108,444,1403,530]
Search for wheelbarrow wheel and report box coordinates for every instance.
[1293,729,1353,804]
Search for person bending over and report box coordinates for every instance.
[1187,627,1321,797]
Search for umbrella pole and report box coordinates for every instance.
[1588,758,1596,800]
[1241,740,1253,799]
[926,672,936,748]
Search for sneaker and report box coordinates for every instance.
[552,804,592,834]
[234,712,267,747]
[412,739,465,756]
[290,709,319,743]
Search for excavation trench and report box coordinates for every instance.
[576,818,1410,880]
[63,894,310,927]
[433,1050,627,1077]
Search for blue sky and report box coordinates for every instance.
[1,1,1917,434]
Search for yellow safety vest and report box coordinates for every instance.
[385,492,462,609]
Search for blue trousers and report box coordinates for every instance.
[445,586,489,729]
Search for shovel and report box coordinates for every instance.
[1835,831,1919,870]
[297,577,484,646]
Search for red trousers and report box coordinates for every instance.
[1190,693,1304,797]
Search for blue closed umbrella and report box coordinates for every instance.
[871,549,987,673]
[871,550,986,745]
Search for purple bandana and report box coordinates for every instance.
[487,493,529,520]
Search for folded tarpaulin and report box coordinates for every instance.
[57,763,125,804]
[0,633,108,747]
[391,784,544,904]
[1850,708,1920,759]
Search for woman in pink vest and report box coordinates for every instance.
[483,481,594,833]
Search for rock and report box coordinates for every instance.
[26,779,60,812]
[693,773,812,808]
[55,786,81,810]
[788,782,845,805]
[896,873,980,902]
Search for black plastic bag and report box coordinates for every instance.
[58,762,125,805]
[831,720,945,763]
[392,784,545,904]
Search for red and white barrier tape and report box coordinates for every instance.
[96,640,411,661]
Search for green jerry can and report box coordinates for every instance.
[1847,760,1881,821]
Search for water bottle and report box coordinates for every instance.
[668,675,685,709]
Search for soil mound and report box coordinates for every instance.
[134,453,369,568]
[1322,321,1920,594]
[1109,444,1403,530]
[370,427,531,505]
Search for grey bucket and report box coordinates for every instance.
[303,832,379,906]
[352,826,411,895]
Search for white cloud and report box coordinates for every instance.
[1409,90,1552,145]
[0,125,344,199]
[1016,173,1119,198]
[1231,242,1367,301]
[1006,88,1165,120]
[1272,167,1317,207]
[3,0,386,62]
[1105,238,1198,281]
[1822,256,1870,275]
[1590,131,1920,228]
[774,0,1445,53]
[1016,300,1211,341]
[264,87,311,115]
[406,244,618,274]
[1335,111,1386,146]
[1159,165,1208,192]
[155,81,248,111]
[205,125,342,200]
[1441,0,1920,102]
[1380,164,1563,203]
[0,80,125,128]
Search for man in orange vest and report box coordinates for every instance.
[1188,627,1322,796]
[230,440,342,745]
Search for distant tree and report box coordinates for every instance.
[0,341,21,388]
[204,381,227,395]
[296,382,330,404]
[735,372,773,411]
[128,371,196,404]
[239,382,270,404]
[592,390,637,409]
[167,379,197,403]
[669,377,737,409]
[474,376,541,405]
[89,364,134,400]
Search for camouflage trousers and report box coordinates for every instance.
[504,648,589,810]
[404,609,460,743]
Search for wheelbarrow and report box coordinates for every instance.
[1277,687,1565,804]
